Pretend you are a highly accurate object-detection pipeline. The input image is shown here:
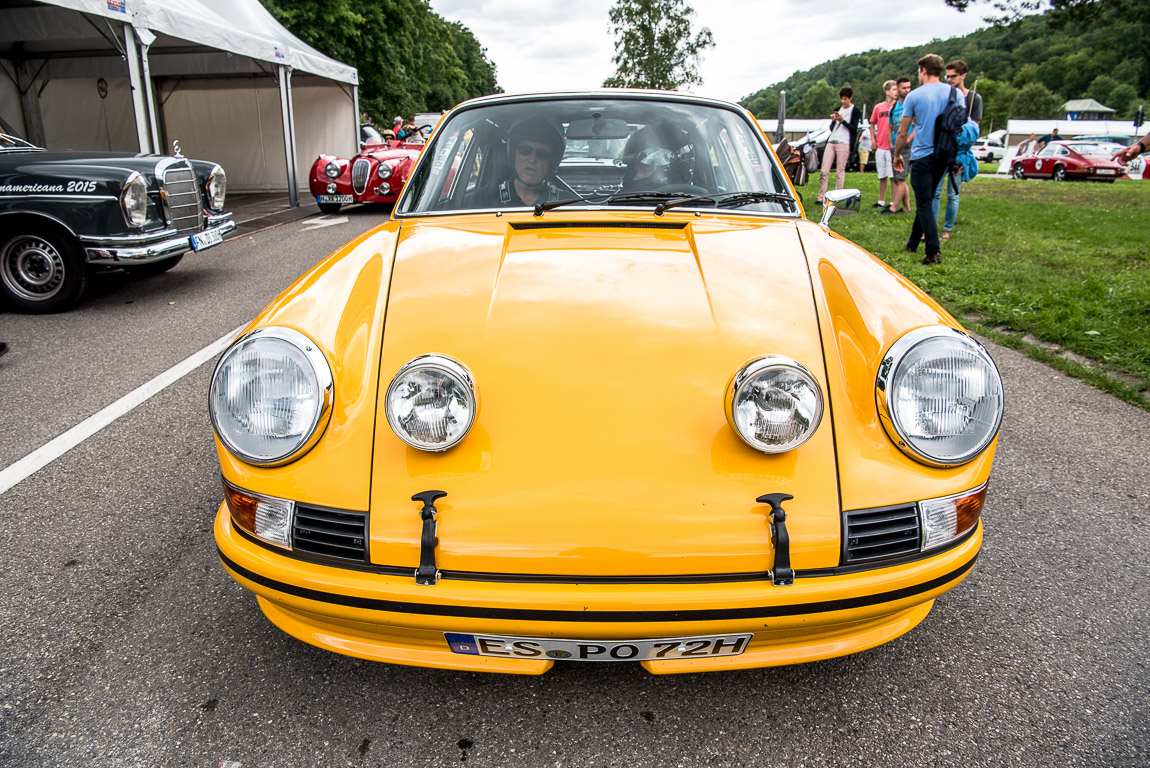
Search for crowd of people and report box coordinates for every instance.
[819,55,983,265]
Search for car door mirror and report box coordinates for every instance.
[819,188,861,228]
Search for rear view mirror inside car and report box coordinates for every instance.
[566,118,630,140]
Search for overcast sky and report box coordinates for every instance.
[430,0,990,103]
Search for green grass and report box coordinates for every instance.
[824,171,1150,409]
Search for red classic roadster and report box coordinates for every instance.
[1011,141,1127,182]
[309,125,432,214]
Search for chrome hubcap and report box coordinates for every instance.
[1,236,65,301]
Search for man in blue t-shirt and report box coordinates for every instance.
[892,54,965,264]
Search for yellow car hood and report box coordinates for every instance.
[370,213,841,576]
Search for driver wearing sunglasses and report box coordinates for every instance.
[478,116,566,208]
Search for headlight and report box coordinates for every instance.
[120,172,148,227]
[206,165,227,210]
[325,160,341,178]
[725,356,823,453]
[385,355,478,451]
[377,161,395,180]
[209,327,334,466]
[876,327,1003,466]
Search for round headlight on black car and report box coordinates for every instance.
[725,356,824,453]
[385,355,478,451]
[120,172,148,227]
[876,327,1004,467]
[209,327,334,466]
[206,164,227,211]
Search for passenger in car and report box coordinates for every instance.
[475,117,567,208]
[619,125,691,191]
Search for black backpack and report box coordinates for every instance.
[934,86,966,167]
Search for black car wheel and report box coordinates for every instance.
[1012,164,1026,180]
[1052,165,1067,182]
[0,225,89,313]
[318,202,342,215]
[124,253,183,278]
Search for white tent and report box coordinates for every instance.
[0,0,360,201]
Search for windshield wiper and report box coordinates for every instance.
[604,191,684,205]
[654,191,797,215]
[533,197,586,215]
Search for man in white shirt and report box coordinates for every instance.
[817,86,860,204]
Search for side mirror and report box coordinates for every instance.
[819,188,861,228]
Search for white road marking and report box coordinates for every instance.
[300,215,348,231]
[0,326,245,497]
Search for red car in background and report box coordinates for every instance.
[1011,141,1126,182]
[309,124,433,214]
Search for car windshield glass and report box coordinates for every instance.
[1068,143,1114,156]
[361,125,383,143]
[396,97,793,216]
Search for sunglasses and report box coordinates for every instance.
[515,144,553,162]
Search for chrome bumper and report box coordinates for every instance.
[82,214,235,264]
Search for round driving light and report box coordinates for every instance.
[385,355,478,451]
[725,356,824,453]
[876,327,1004,466]
[209,327,334,466]
[120,172,148,227]
[325,160,341,178]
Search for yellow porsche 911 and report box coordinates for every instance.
[210,91,1003,674]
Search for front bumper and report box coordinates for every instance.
[215,503,982,675]
[82,213,234,264]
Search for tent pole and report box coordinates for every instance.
[352,84,361,153]
[140,42,162,154]
[123,25,152,153]
[278,64,299,207]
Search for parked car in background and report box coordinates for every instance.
[309,124,433,214]
[1070,134,1133,147]
[211,90,1003,675]
[1011,140,1127,182]
[0,133,233,313]
[972,138,1005,162]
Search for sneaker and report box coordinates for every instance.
[921,253,942,265]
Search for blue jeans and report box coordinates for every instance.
[931,171,961,232]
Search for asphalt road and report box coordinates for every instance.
[0,207,1146,767]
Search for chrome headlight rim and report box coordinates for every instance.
[385,354,479,452]
[205,164,227,211]
[324,160,342,179]
[209,326,335,467]
[724,355,825,454]
[119,172,148,228]
[377,160,395,180]
[876,326,1004,468]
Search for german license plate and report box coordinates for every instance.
[444,632,751,661]
[190,228,223,251]
[317,194,353,204]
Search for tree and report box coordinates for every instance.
[1012,81,1063,117]
[793,79,838,119]
[603,0,714,90]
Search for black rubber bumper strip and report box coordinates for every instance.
[216,548,977,624]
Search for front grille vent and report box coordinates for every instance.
[161,161,204,235]
[351,158,371,195]
[844,504,920,563]
[293,504,369,563]
[509,221,687,230]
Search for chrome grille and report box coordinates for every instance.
[293,504,369,563]
[351,158,371,195]
[161,161,204,235]
[844,503,921,563]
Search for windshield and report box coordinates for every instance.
[396,97,793,216]
[1069,143,1116,156]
